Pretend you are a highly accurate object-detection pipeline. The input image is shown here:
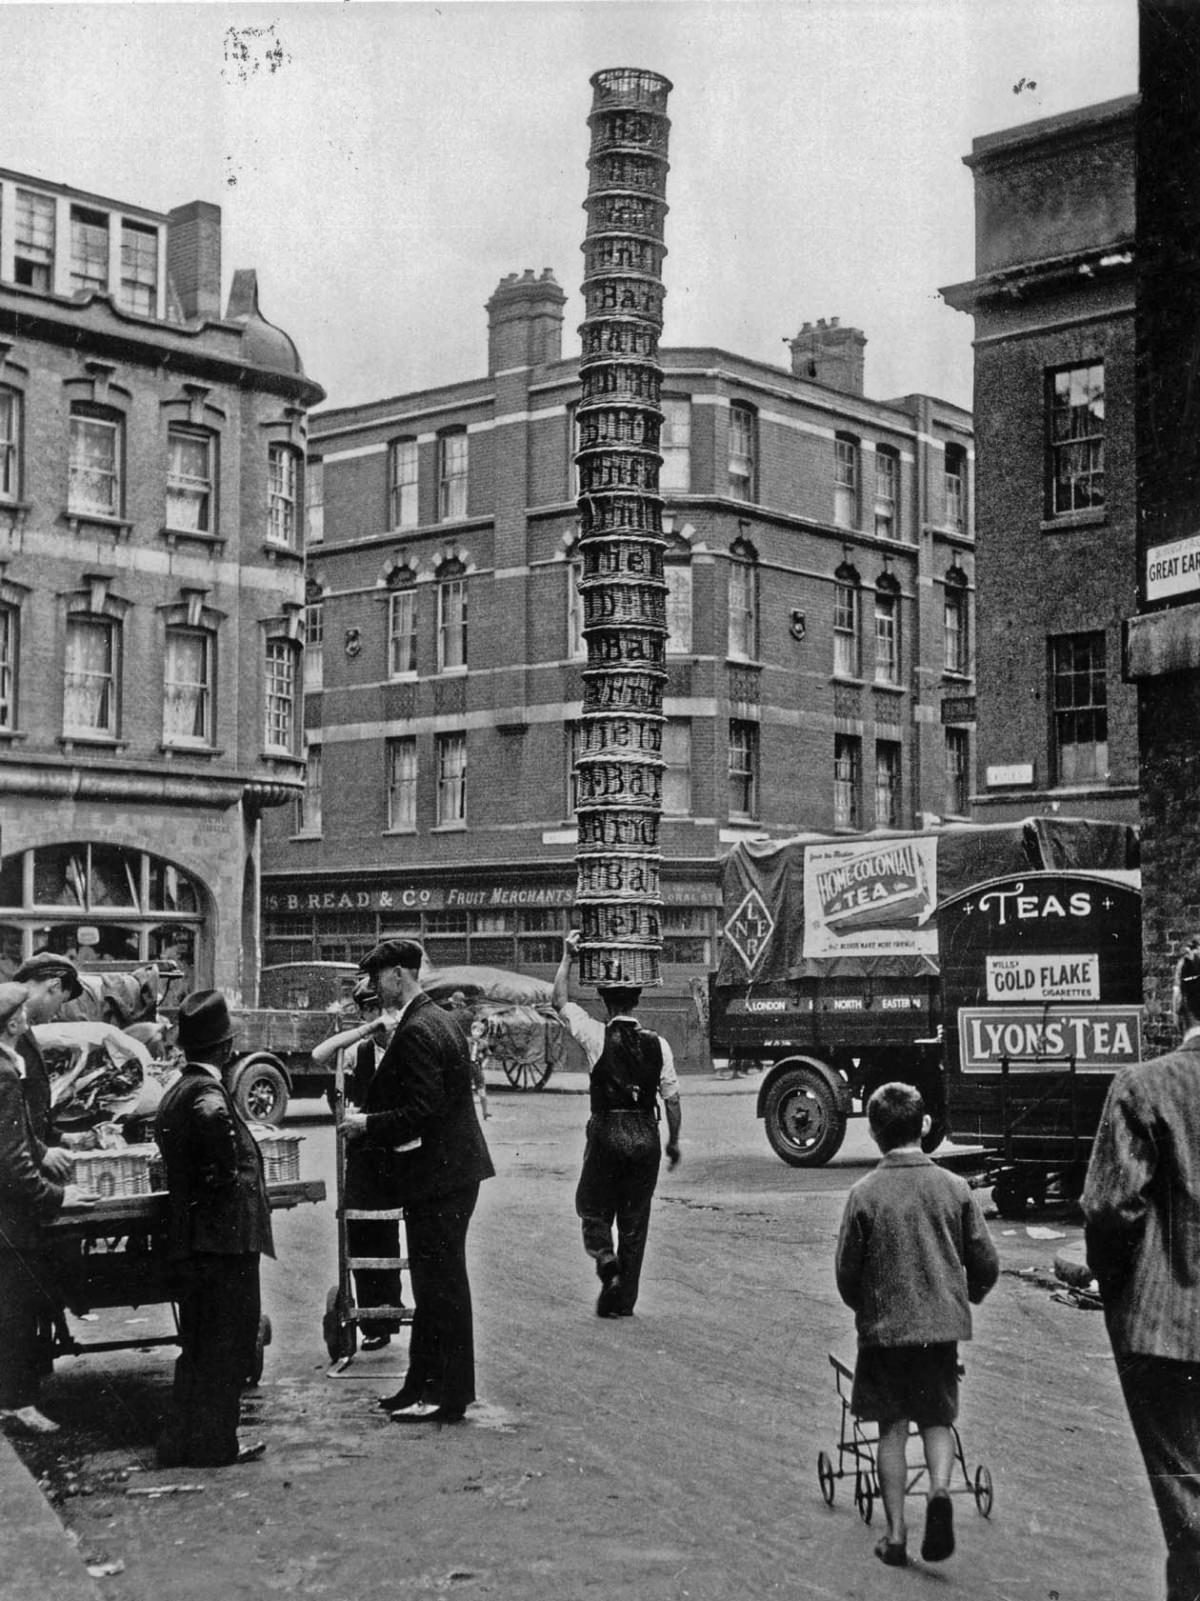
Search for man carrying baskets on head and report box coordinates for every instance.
[552,930,681,1319]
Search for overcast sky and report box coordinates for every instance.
[6,1,1137,412]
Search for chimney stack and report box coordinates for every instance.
[166,201,222,323]
[485,268,567,374]
[787,317,867,395]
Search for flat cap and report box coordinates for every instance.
[359,939,424,975]
[13,952,84,1000]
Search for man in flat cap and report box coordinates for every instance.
[13,953,83,1178]
[154,991,273,1467]
[343,940,494,1424]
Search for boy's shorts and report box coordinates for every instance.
[851,1342,959,1427]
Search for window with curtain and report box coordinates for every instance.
[388,584,417,678]
[305,458,324,545]
[436,731,467,825]
[874,447,899,539]
[874,584,899,685]
[834,435,859,529]
[728,719,758,818]
[163,627,213,746]
[727,547,757,661]
[0,605,17,730]
[267,445,299,549]
[665,563,692,653]
[387,737,418,831]
[297,743,322,835]
[438,431,468,521]
[64,616,118,736]
[1049,363,1104,515]
[438,568,467,671]
[0,388,21,500]
[944,728,969,817]
[834,734,862,830]
[389,438,419,529]
[119,220,158,315]
[659,398,691,492]
[69,411,121,518]
[944,444,967,532]
[833,568,861,678]
[264,639,297,753]
[663,720,692,815]
[70,205,109,294]
[728,403,755,500]
[943,576,969,675]
[304,599,324,692]
[166,428,214,533]
[875,741,901,829]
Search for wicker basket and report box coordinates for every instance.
[70,1145,155,1199]
[252,1130,303,1184]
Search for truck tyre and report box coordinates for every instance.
[763,1067,847,1167]
[232,1059,288,1127]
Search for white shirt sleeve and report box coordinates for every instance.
[658,1035,679,1100]
[560,1001,606,1069]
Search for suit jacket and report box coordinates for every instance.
[1083,1036,1200,1360]
[363,992,494,1206]
[155,1065,275,1264]
[16,1032,54,1155]
[0,1053,64,1251]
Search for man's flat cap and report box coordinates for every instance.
[359,939,424,975]
[13,952,83,1000]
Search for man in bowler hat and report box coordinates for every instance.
[343,939,494,1423]
[154,991,273,1467]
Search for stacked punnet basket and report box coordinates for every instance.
[574,67,673,991]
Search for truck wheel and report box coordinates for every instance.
[763,1068,847,1167]
[233,1061,288,1127]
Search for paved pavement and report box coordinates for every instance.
[2,1067,1096,1596]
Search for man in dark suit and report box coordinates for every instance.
[343,940,494,1424]
[1083,944,1200,1601]
[154,991,274,1468]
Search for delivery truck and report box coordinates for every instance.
[709,816,1141,1209]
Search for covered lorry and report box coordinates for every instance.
[710,817,1141,1194]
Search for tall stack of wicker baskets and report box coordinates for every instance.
[574,67,673,991]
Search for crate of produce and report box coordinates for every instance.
[252,1129,303,1184]
[69,1144,156,1199]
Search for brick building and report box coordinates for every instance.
[261,273,974,1062]
[943,97,1139,825]
[0,168,323,999]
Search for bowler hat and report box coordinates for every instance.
[14,951,83,1000]
[359,939,424,976]
[176,989,235,1055]
[0,981,30,1030]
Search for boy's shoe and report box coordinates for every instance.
[921,1490,955,1562]
[874,1535,908,1567]
[596,1275,624,1317]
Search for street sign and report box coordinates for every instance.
[1145,532,1200,602]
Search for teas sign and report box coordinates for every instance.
[959,1006,1142,1073]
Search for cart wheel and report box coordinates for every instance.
[973,1463,994,1517]
[323,1287,357,1362]
[817,1450,835,1506]
[855,1471,874,1524]
[246,1314,272,1386]
[501,1057,554,1091]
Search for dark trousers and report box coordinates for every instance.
[574,1110,661,1312]
[403,1185,479,1412]
[345,1148,403,1337]
[1116,1350,1200,1601]
[158,1253,260,1467]
[0,1249,56,1410]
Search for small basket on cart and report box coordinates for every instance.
[816,1352,994,1525]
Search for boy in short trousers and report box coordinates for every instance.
[835,1082,999,1567]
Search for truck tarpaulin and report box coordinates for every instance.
[716,817,1139,987]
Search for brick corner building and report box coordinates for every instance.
[943,96,1139,828]
[0,167,324,1001]
[262,280,974,1064]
